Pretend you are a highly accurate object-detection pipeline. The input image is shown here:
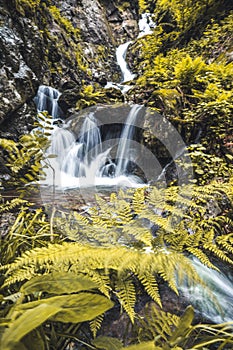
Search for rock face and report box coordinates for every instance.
[0,9,39,133]
[0,0,139,138]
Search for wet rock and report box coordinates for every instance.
[0,25,39,125]
[0,0,139,137]
[58,86,81,115]
[102,0,139,43]
[0,101,37,140]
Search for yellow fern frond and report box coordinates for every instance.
[115,277,136,323]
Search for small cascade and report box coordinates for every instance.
[34,85,62,119]
[105,41,135,93]
[105,13,156,93]
[40,104,144,189]
[180,258,233,324]
[115,104,142,177]
[47,128,75,166]
[138,13,156,38]
[78,113,102,164]
[116,41,136,83]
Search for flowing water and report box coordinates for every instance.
[33,85,62,118]
[35,86,144,189]
[138,13,156,38]
[180,258,233,324]
[116,41,136,83]
[105,38,136,93]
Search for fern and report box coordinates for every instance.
[52,177,233,267]
[128,303,233,349]
[115,277,136,323]
[0,198,27,214]
[1,242,203,322]
[90,314,105,338]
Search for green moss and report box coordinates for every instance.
[49,6,80,37]
[117,1,131,12]
[15,0,41,15]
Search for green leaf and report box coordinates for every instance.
[169,305,194,345]
[92,336,123,350]
[49,293,114,323]
[2,303,60,350]
[123,341,156,349]
[16,293,113,323]
[21,272,98,295]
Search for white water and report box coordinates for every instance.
[116,41,136,83]
[115,104,142,177]
[180,258,233,324]
[138,13,156,38]
[105,13,156,93]
[34,87,144,189]
[105,40,135,93]
[34,85,62,118]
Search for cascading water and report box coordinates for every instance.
[115,104,141,177]
[180,258,233,324]
[138,13,156,38]
[104,43,135,93]
[34,85,62,118]
[105,40,135,93]
[35,90,144,188]
[78,112,102,166]
[116,41,136,83]
[105,13,156,93]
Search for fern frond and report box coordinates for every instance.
[186,247,217,270]
[216,234,233,255]
[203,243,233,264]
[90,314,104,338]
[137,272,161,308]
[115,277,136,323]
[133,188,146,214]
[0,198,27,213]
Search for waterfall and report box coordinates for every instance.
[104,41,135,93]
[47,128,75,167]
[138,13,156,38]
[34,85,62,118]
[115,104,142,177]
[105,13,156,93]
[38,98,144,188]
[116,42,136,83]
[78,112,102,164]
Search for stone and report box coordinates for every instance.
[0,0,139,135]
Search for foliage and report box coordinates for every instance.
[133,3,233,164]
[53,179,233,267]
[0,175,233,348]
[1,242,201,321]
[99,304,233,349]
[0,122,50,191]
[187,144,231,184]
[1,1,233,348]
[76,84,107,110]
[75,84,122,110]
[0,273,113,350]
[0,200,53,266]
[15,0,41,15]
